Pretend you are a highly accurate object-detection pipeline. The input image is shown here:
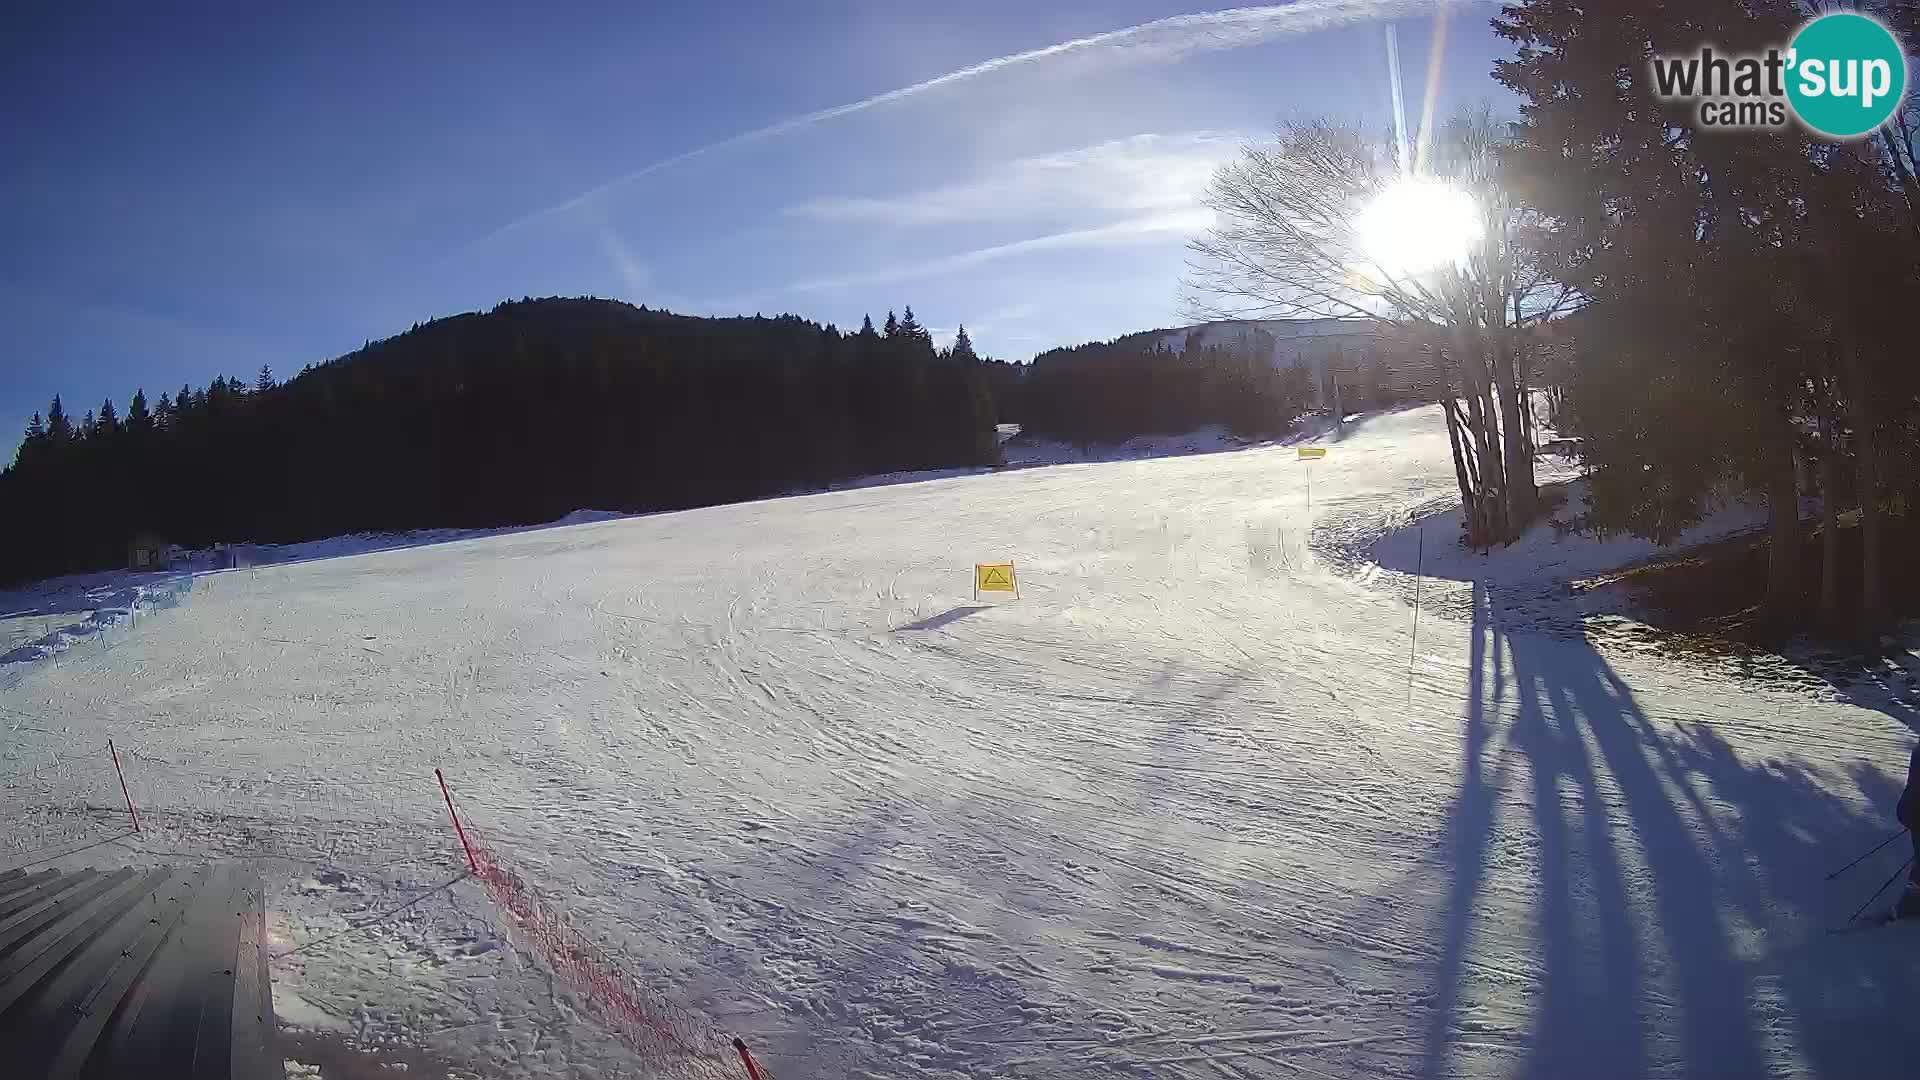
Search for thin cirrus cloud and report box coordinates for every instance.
[787,209,1213,293]
[784,132,1246,228]
[924,301,1042,345]
[451,0,1440,257]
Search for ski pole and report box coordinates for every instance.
[1825,827,1908,881]
[1846,855,1914,925]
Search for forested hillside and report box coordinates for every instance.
[1,298,999,583]
[1018,335,1312,446]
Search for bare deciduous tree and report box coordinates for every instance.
[1185,111,1578,545]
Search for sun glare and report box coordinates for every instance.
[1354,176,1482,279]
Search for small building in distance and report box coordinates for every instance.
[127,530,168,570]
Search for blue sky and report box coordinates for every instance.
[1,1,1515,453]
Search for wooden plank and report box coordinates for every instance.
[189,864,246,1080]
[0,863,274,1080]
[104,865,245,1076]
[226,878,276,1080]
[0,868,151,1017]
[1,867,180,1071]
[81,868,215,1078]
[0,867,96,925]
[43,868,202,1080]
[0,866,53,900]
[0,870,126,970]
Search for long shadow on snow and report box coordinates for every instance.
[892,605,989,633]
[1420,584,1916,1079]
[1811,656,1920,740]
[724,657,1278,1076]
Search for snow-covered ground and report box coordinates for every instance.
[0,511,629,679]
[1347,471,1783,641]
[827,424,1282,493]
[6,403,1920,1079]
[1000,424,1277,467]
[1,572,183,671]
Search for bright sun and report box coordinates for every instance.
[1354,176,1482,279]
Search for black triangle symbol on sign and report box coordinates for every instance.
[982,568,1011,586]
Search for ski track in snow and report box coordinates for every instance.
[5,404,1919,1078]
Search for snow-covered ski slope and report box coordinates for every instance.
[7,403,1920,1079]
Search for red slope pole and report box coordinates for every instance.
[436,768,479,874]
[732,1038,765,1080]
[108,739,139,833]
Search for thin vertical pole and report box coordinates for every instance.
[108,739,139,833]
[437,768,479,874]
[1406,480,1427,708]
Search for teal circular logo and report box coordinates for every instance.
[1786,13,1907,138]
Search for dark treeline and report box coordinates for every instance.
[1,297,1325,586]
[1017,336,1312,446]
[1,298,1004,583]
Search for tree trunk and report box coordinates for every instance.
[1462,388,1496,544]
[1877,127,1920,244]
[1763,425,1801,631]
[1845,343,1886,648]
[1492,328,1535,531]
[1817,403,1840,632]
[1455,327,1506,545]
[1860,429,1884,644]
[1434,341,1479,522]
[1442,394,1475,516]
[1477,382,1508,540]
[1517,325,1537,443]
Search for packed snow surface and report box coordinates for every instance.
[6,404,1919,1079]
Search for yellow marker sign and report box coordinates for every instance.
[1298,446,1325,511]
[974,563,1018,596]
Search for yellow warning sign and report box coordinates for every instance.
[974,563,1018,595]
[1297,446,1327,460]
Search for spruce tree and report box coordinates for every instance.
[952,325,978,364]
[1494,0,1828,627]
[46,395,70,442]
[20,413,47,466]
[127,389,152,434]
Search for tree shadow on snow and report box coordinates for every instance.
[1420,583,1919,1079]
[891,605,989,633]
[716,657,1270,1076]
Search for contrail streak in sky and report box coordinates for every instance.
[452,0,1446,258]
